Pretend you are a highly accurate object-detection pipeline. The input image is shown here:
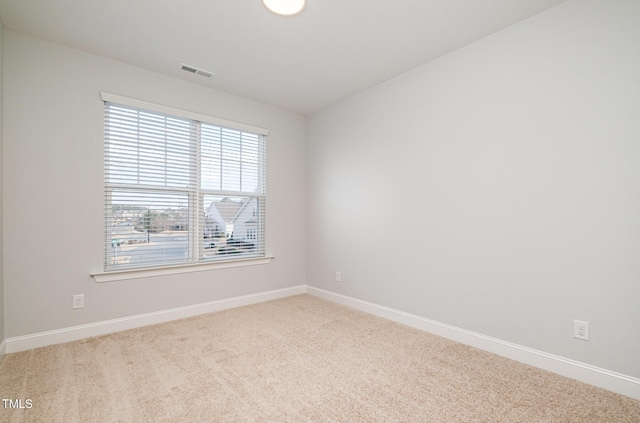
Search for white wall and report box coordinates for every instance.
[3,31,306,338]
[307,0,640,379]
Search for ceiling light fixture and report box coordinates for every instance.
[263,0,305,16]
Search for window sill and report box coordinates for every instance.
[91,256,274,283]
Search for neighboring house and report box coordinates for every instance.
[231,198,258,243]
[204,197,244,238]
[204,200,227,239]
[204,197,258,243]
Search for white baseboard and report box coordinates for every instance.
[305,286,640,401]
[5,285,306,354]
[5,284,639,401]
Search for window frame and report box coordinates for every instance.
[95,93,270,281]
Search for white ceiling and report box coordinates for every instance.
[0,0,566,115]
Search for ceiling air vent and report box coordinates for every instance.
[180,63,214,78]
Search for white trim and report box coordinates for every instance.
[5,285,305,354]
[100,92,270,136]
[6,285,638,400]
[305,286,640,401]
[92,256,273,282]
[0,339,6,363]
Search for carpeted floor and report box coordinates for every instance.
[1,294,639,422]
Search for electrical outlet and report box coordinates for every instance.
[72,294,84,309]
[335,271,341,282]
[574,320,589,341]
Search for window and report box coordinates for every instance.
[103,93,267,272]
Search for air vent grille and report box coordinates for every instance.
[195,69,213,78]
[180,63,214,78]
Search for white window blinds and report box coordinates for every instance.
[103,95,266,271]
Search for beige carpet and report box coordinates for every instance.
[1,294,639,422]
